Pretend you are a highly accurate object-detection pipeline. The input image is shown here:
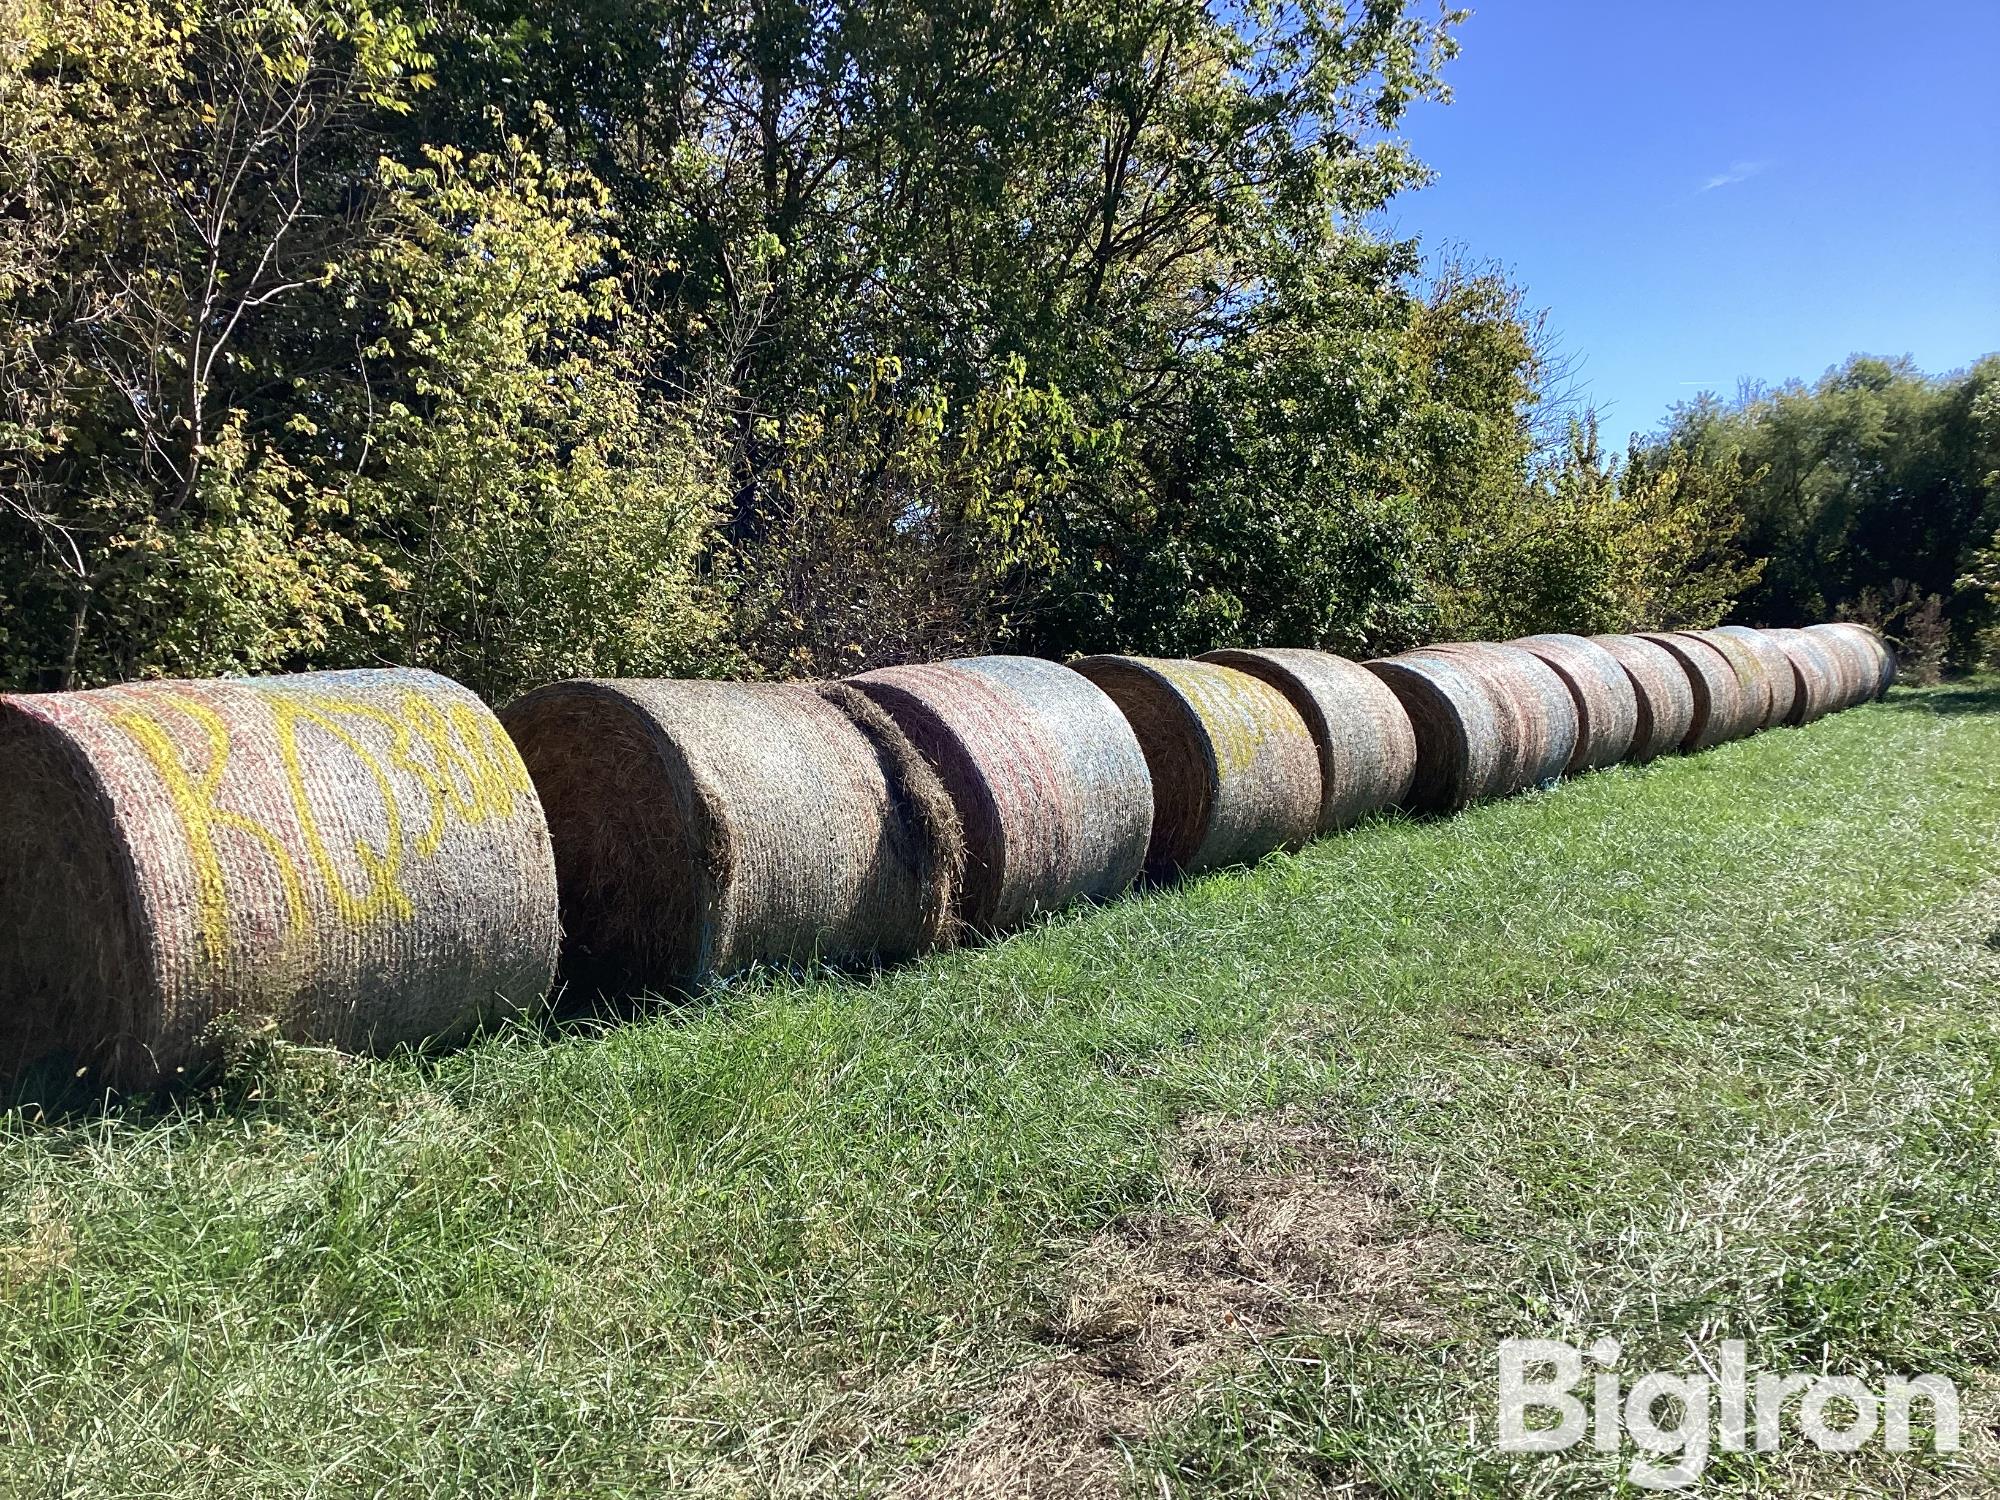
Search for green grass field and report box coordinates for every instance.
[4,683,1999,1498]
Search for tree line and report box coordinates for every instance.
[3,0,1994,699]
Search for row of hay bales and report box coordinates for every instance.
[0,623,1893,1085]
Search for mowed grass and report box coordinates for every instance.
[4,682,2000,1497]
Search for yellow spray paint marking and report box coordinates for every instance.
[107,703,237,968]
[267,695,416,927]
[106,685,532,970]
[1157,662,1288,778]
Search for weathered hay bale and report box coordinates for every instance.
[1686,628,1777,733]
[1762,627,1846,722]
[1067,656,1320,879]
[1508,634,1639,772]
[1711,626,1798,728]
[502,679,962,992]
[1361,651,1508,813]
[1197,647,1416,832]
[1634,632,1756,750]
[848,656,1151,931]
[1799,624,1871,710]
[0,669,559,1085]
[1420,643,1579,790]
[1809,622,1896,701]
[1589,634,1697,762]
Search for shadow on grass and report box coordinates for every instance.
[1885,681,2000,717]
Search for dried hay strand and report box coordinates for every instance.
[501,678,963,993]
[1067,656,1320,880]
[1589,634,1697,761]
[1361,651,1508,813]
[1197,648,1416,832]
[1507,634,1639,772]
[1634,632,1755,750]
[848,657,1151,931]
[0,669,559,1086]
[1761,627,1846,722]
[1687,628,1777,732]
[1712,626,1800,726]
[1808,622,1897,702]
[1418,643,1579,791]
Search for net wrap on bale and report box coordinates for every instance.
[502,678,962,992]
[1197,648,1415,832]
[1762,627,1845,722]
[0,669,559,1085]
[1807,623,1896,702]
[1362,651,1508,813]
[849,657,1151,931]
[1508,634,1639,772]
[1068,656,1319,880]
[1418,643,1579,791]
[1589,635,1697,761]
[1689,629,1777,733]
[1712,626,1800,727]
[1636,632,1755,750]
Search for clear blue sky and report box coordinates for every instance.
[1379,0,2000,444]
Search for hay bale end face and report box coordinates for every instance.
[1508,634,1639,772]
[1068,656,1320,880]
[1808,622,1896,701]
[849,657,1151,931]
[1635,632,1754,751]
[0,669,559,1085]
[1588,635,1696,762]
[1362,651,1508,813]
[1762,627,1845,722]
[1712,626,1798,728]
[1417,643,1579,791]
[1198,647,1415,832]
[502,678,962,993]
[1688,629,1776,733]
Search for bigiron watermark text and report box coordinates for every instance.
[1496,1337,1960,1490]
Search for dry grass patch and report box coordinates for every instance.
[898,1113,1450,1499]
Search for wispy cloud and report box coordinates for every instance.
[1699,160,1769,193]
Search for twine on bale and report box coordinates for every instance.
[849,657,1151,931]
[1808,622,1896,702]
[1362,651,1508,813]
[1589,634,1696,761]
[1198,648,1415,832]
[1712,626,1799,727]
[502,678,963,994]
[1068,656,1320,880]
[1419,643,1579,791]
[1688,629,1776,733]
[1763,627,1846,722]
[1636,632,1754,750]
[0,669,559,1086]
[1509,634,1639,772]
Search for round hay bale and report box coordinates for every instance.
[1809,622,1896,701]
[501,679,962,993]
[1686,628,1777,733]
[1711,626,1799,728]
[1418,643,1579,790]
[1197,647,1416,832]
[848,657,1151,931]
[1799,624,1871,710]
[1508,634,1639,772]
[1361,651,1509,813]
[1634,632,1755,750]
[0,669,559,1086]
[1589,634,1697,762]
[1067,656,1320,880]
[1762,627,1846,722]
